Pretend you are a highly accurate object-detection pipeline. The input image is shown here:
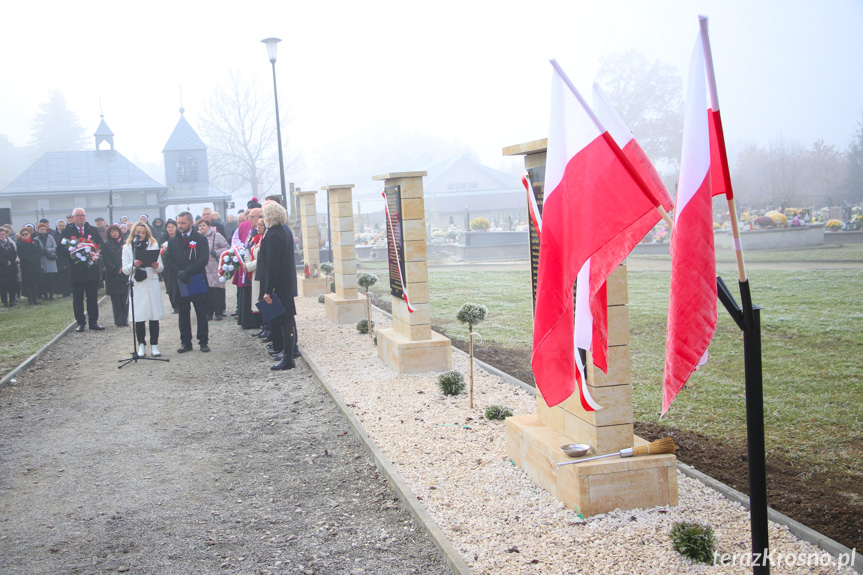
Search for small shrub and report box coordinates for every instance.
[357,272,378,291]
[485,405,513,420]
[470,217,490,231]
[437,371,466,396]
[317,294,325,304]
[319,261,334,276]
[670,521,716,564]
[456,303,488,327]
[330,280,335,293]
[356,319,375,335]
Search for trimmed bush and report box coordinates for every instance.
[437,371,466,396]
[319,261,334,276]
[484,405,513,420]
[670,521,716,564]
[317,294,325,304]
[456,303,488,327]
[356,319,375,334]
[357,272,378,291]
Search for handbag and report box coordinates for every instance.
[46,252,57,260]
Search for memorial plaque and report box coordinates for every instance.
[527,166,545,310]
[384,185,407,301]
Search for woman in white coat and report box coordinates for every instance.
[123,221,165,357]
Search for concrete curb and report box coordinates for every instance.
[370,302,860,573]
[0,295,109,391]
[300,348,473,575]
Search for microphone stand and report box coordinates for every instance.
[119,261,170,369]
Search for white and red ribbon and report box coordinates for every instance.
[381,189,415,313]
[523,171,542,239]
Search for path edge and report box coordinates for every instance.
[300,348,474,575]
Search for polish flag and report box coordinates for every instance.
[662,23,728,416]
[532,61,662,408]
[571,86,675,378]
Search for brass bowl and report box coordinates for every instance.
[560,443,591,458]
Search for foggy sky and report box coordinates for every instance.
[2,0,861,208]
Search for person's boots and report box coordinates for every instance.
[271,326,295,370]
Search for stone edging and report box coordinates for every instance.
[0,296,109,391]
[299,348,473,575]
[371,302,860,573]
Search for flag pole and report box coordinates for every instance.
[699,16,747,283]
[549,59,675,230]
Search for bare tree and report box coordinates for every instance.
[31,89,87,153]
[846,114,863,203]
[199,72,299,203]
[595,50,684,167]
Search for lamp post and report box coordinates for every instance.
[261,37,288,212]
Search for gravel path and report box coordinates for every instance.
[0,292,451,575]
[295,298,857,575]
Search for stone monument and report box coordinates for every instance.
[295,189,327,297]
[502,139,678,517]
[372,172,452,374]
[323,184,366,324]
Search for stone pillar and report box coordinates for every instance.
[295,190,327,297]
[323,185,366,324]
[372,172,451,374]
[501,139,677,517]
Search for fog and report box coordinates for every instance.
[2,0,861,211]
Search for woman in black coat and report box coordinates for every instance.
[53,221,72,297]
[16,228,44,305]
[102,225,129,326]
[0,227,18,307]
[259,202,297,370]
[160,219,179,313]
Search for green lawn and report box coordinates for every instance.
[0,296,80,378]
[359,257,863,478]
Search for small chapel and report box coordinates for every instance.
[0,109,229,226]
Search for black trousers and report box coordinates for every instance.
[110,293,128,326]
[135,321,160,345]
[207,287,226,317]
[237,285,261,329]
[178,296,208,345]
[270,313,296,355]
[72,280,99,326]
[0,276,16,305]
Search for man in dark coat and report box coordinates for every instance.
[164,211,210,352]
[61,207,105,331]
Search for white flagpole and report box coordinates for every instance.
[699,16,748,283]
[549,59,675,230]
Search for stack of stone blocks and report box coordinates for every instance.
[323,185,366,324]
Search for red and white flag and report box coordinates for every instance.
[662,22,730,416]
[573,86,675,378]
[532,61,661,409]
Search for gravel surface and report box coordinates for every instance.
[0,293,451,575]
[296,297,857,575]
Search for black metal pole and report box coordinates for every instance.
[270,60,288,209]
[717,277,769,574]
[741,282,769,574]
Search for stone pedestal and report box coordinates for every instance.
[323,185,366,324]
[296,190,326,297]
[502,139,677,517]
[372,172,451,375]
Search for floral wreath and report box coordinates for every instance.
[61,234,101,266]
[218,246,243,282]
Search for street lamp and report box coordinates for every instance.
[261,37,288,211]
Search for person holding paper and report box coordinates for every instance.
[122,222,165,357]
[259,202,297,371]
[164,211,210,353]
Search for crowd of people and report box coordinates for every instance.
[1,197,299,371]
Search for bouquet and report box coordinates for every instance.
[61,235,101,267]
[218,247,243,282]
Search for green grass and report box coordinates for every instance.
[359,259,863,478]
[0,296,81,378]
[635,241,863,263]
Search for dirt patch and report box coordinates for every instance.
[635,421,862,550]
